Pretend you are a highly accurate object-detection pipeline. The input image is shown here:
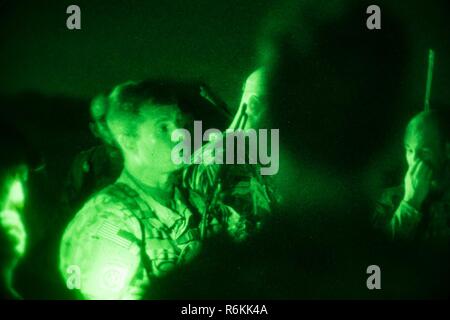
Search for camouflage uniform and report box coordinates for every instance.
[59,164,272,299]
[374,185,450,241]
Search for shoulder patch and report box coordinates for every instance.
[96,220,135,249]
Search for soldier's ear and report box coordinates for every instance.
[116,133,137,152]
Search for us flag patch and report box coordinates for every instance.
[97,221,134,249]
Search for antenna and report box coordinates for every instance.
[424,49,435,111]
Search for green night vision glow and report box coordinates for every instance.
[1,177,28,257]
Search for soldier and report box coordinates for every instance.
[59,79,272,299]
[375,110,450,240]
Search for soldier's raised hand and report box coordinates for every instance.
[403,160,433,210]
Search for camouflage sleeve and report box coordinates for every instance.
[59,194,148,300]
[373,188,398,233]
[220,165,273,239]
[183,159,273,241]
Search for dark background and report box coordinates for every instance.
[0,0,273,105]
[0,0,275,298]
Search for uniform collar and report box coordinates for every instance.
[117,170,192,232]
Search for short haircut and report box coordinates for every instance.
[104,79,232,152]
[405,109,450,146]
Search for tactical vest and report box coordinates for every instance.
[103,183,202,279]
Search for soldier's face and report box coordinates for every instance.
[134,105,190,174]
